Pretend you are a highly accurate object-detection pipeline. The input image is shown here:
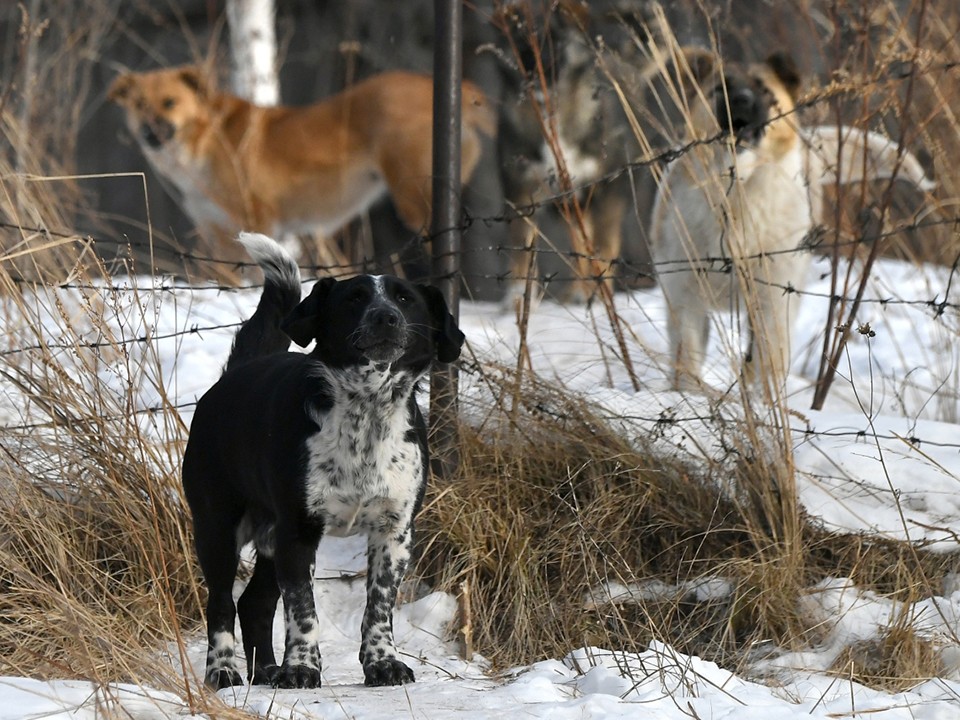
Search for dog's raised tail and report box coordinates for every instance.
[225,233,302,373]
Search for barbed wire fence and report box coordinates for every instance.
[0,200,957,429]
[0,18,958,453]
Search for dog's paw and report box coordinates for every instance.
[273,663,322,689]
[363,658,415,687]
[205,665,244,689]
[250,663,282,686]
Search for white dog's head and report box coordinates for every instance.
[668,49,803,159]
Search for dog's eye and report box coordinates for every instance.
[395,291,413,305]
[162,97,176,110]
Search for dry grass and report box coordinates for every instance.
[415,367,957,685]
[0,251,254,716]
[2,322,949,691]
[833,626,944,693]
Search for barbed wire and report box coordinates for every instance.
[0,321,244,359]
[0,52,955,443]
[3,52,952,289]
[3,206,958,299]
[0,243,955,366]
[2,380,958,454]
[0,399,199,433]
[618,409,960,450]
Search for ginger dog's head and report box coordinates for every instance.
[108,67,211,150]
[670,49,802,157]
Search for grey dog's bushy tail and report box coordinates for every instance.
[225,233,302,373]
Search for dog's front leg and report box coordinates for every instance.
[742,273,798,387]
[360,522,415,686]
[662,279,712,391]
[273,537,323,689]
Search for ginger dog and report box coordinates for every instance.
[649,50,935,391]
[109,67,495,266]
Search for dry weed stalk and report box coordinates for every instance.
[0,251,253,715]
[811,0,940,409]
[493,1,641,396]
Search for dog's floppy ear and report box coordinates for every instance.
[281,277,337,347]
[684,48,717,85]
[766,52,801,100]
[177,66,209,97]
[418,284,465,363]
[108,74,135,103]
[644,47,716,99]
[675,47,716,97]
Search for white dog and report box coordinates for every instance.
[649,49,935,391]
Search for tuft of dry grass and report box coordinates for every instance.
[0,251,251,716]
[0,286,195,680]
[833,626,944,693]
[415,364,957,683]
[416,367,804,670]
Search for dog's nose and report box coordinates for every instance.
[726,87,757,124]
[356,304,406,362]
[729,87,755,111]
[368,306,401,328]
[141,124,162,148]
[140,119,174,149]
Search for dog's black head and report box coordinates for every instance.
[281,275,464,371]
[713,53,801,147]
[713,70,775,145]
[673,49,801,151]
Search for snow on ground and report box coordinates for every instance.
[4,255,960,718]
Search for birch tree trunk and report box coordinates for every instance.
[226,0,279,106]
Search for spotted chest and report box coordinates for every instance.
[302,365,424,537]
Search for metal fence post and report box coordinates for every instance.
[429,0,463,480]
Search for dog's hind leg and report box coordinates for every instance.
[504,214,541,313]
[360,523,415,686]
[193,523,244,689]
[237,554,281,684]
[379,149,432,236]
[593,187,628,289]
[571,188,628,302]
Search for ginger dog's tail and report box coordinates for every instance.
[225,233,303,373]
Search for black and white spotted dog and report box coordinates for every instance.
[181,233,464,689]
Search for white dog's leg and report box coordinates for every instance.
[739,246,811,387]
[742,277,794,386]
[661,274,712,390]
